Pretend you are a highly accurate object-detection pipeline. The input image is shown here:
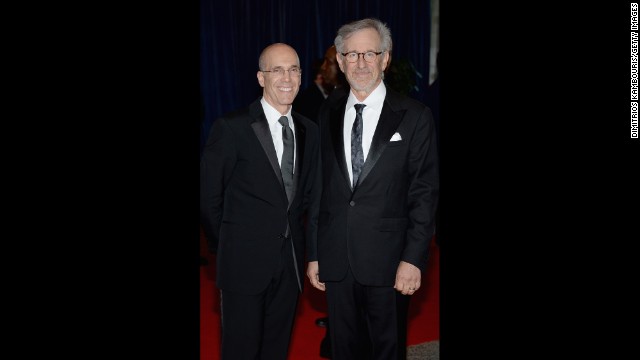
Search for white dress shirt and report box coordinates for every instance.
[261,98,296,173]
[343,81,386,185]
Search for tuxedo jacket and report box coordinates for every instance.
[200,99,320,294]
[312,87,439,286]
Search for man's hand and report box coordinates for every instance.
[394,261,421,295]
[306,261,325,291]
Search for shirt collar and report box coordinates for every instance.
[260,98,292,127]
[345,81,387,112]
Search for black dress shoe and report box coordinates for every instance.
[315,316,329,327]
[319,333,331,358]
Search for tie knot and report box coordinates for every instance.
[354,104,366,115]
[278,116,289,128]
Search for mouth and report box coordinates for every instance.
[278,86,294,92]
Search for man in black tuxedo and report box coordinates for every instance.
[306,18,439,360]
[200,43,320,360]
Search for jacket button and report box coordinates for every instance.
[349,201,355,206]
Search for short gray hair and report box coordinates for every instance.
[334,18,392,54]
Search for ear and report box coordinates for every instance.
[257,71,266,88]
[381,51,391,72]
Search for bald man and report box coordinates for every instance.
[200,43,320,360]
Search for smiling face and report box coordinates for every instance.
[257,43,301,114]
[337,28,390,101]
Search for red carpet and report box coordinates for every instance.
[200,231,439,359]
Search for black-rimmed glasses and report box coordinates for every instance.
[340,51,384,63]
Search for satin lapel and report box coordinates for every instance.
[291,115,306,208]
[251,114,284,190]
[356,102,405,188]
[329,100,351,190]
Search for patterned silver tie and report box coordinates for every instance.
[351,104,366,189]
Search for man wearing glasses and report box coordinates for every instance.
[201,43,320,360]
[307,18,439,360]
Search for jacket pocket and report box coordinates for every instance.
[386,140,405,147]
[375,218,409,232]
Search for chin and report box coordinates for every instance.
[352,82,374,93]
[283,95,296,103]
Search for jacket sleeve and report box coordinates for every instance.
[200,118,236,254]
[401,106,439,270]
[305,125,322,262]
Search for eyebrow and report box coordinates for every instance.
[271,65,300,69]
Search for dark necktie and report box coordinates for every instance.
[278,116,294,203]
[351,104,366,189]
[279,116,300,290]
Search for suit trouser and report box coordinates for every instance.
[219,240,299,360]
[325,266,410,360]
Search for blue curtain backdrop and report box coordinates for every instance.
[201,0,432,152]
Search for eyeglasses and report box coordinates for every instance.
[340,51,384,63]
[260,67,302,77]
